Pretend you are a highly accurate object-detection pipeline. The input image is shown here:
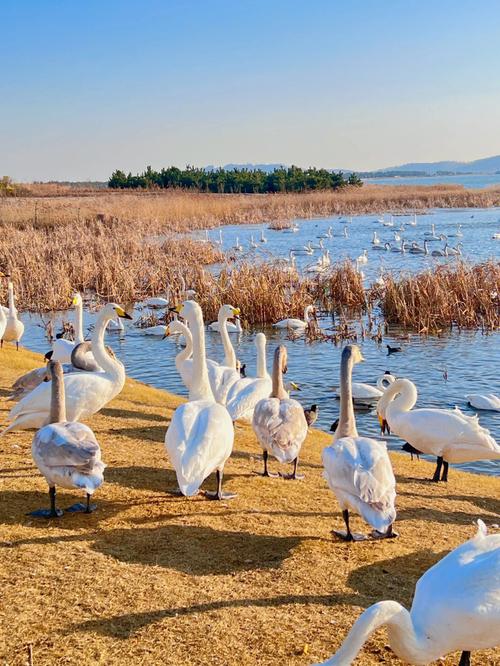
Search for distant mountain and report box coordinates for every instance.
[377,154,500,175]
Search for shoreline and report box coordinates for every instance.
[1,346,499,665]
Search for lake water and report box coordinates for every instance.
[14,207,500,478]
[364,173,500,189]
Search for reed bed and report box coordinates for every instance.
[380,261,500,332]
[2,184,500,232]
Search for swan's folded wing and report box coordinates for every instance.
[253,398,307,460]
[34,422,100,469]
[227,378,271,421]
[9,380,51,418]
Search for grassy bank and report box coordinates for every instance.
[1,346,499,665]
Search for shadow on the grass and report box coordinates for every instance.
[100,407,167,423]
[105,465,248,493]
[90,523,303,575]
[70,549,446,639]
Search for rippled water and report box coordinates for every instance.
[14,207,500,478]
[365,173,500,188]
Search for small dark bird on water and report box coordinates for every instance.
[239,363,246,378]
[402,442,423,461]
[304,404,318,427]
[387,344,402,355]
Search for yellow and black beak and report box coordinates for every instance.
[378,414,390,435]
[162,328,171,340]
[232,307,241,317]
[71,296,79,306]
[169,304,182,314]
[116,306,133,320]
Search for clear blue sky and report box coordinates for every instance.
[2,0,500,181]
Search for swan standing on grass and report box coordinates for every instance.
[203,305,241,404]
[165,301,236,500]
[51,293,85,363]
[226,333,272,423]
[252,345,308,479]
[1,303,132,435]
[1,277,24,350]
[323,345,397,541]
[314,520,499,666]
[377,378,500,482]
[465,393,500,412]
[273,305,315,330]
[30,361,106,518]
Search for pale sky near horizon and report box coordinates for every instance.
[2,0,500,181]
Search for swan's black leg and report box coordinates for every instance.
[66,492,97,513]
[458,651,470,666]
[258,450,279,478]
[29,485,63,518]
[432,456,443,482]
[332,509,367,542]
[280,457,305,480]
[16,341,19,351]
[205,469,237,501]
[441,461,449,482]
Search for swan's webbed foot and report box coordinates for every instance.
[372,524,399,539]
[280,458,304,480]
[29,507,63,519]
[204,470,237,501]
[66,494,96,513]
[29,487,63,518]
[169,487,199,497]
[332,510,367,541]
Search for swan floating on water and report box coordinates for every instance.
[273,305,315,330]
[314,520,499,665]
[323,345,397,541]
[51,293,85,363]
[465,393,500,412]
[30,360,106,518]
[333,372,395,404]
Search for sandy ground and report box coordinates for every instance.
[0,345,499,666]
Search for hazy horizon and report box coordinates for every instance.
[2,0,500,181]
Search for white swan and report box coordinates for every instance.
[333,372,396,404]
[323,345,397,541]
[1,278,25,350]
[448,224,463,238]
[163,320,194,390]
[273,305,315,330]
[226,333,272,423]
[145,295,169,308]
[318,226,333,239]
[371,231,380,245]
[0,301,6,344]
[342,226,349,238]
[205,304,241,404]
[252,345,308,479]
[1,303,132,435]
[425,223,440,240]
[141,324,168,336]
[30,361,105,518]
[377,378,500,482]
[233,236,243,252]
[465,393,500,412]
[107,317,124,331]
[249,234,258,249]
[51,293,85,363]
[208,316,242,333]
[356,249,368,264]
[164,300,235,500]
[314,520,499,666]
[260,228,267,243]
[291,241,314,255]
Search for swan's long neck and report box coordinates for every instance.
[322,601,431,665]
[255,336,267,378]
[271,349,288,400]
[49,363,67,423]
[91,310,123,380]
[188,308,214,401]
[304,305,312,323]
[335,351,358,440]
[74,299,84,344]
[175,323,193,363]
[8,281,17,317]
[219,312,236,368]
[378,379,418,421]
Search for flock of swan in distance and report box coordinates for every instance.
[1,222,500,666]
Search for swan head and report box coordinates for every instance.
[255,332,266,348]
[274,345,288,374]
[286,381,301,392]
[102,303,133,321]
[162,320,184,339]
[342,344,364,367]
[219,304,241,321]
[71,292,82,307]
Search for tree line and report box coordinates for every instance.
[108,165,363,193]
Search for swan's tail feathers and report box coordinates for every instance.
[476,519,488,538]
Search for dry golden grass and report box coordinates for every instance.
[2,185,500,232]
[1,346,499,665]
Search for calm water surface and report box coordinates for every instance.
[364,173,500,188]
[16,207,500,478]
